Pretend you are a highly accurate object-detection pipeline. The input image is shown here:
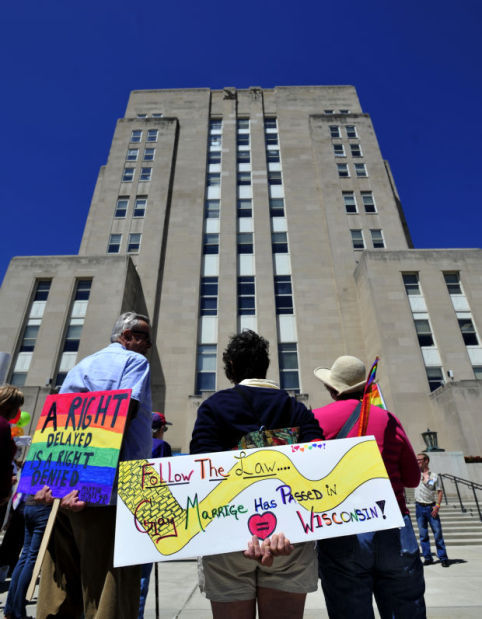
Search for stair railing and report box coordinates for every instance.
[438,474,482,522]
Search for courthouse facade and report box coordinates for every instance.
[1,86,481,454]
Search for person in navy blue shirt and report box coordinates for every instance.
[151,412,172,458]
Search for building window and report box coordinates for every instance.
[339,109,350,114]
[207,173,220,186]
[350,229,365,249]
[343,192,357,213]
[337,163,349,177]
[237,199,252,218]
[139,167,152,182]
[444,272,462,295]
[350,144,363,157]
[346,125,357,138]
[473,366,482,379]
[205,199,220,218]
[414,319,434,347]
[274,275,293,314]
[200,277,218,316]
[265,117,277,130]
[354,163,367,177]
[270,198,285,217]
[196,344,217,393]
[329,125,341,138]
[122,167,134,182]
[203,233,219,254]
[324,110,334,114]
[209,134,222,148]
[126,148,139,161]
[19,324,40,352]
[75,279,92,301]
[63,324,83,352]
[237,118,250,131]
[279,343,300,392]
[151,112,163,118]
[458,318,479,346]
[115,197,128,218]
[238,276,255,315]
[333,144,345,157]
[237,150,250,164]
[209,119,223,132]
[361,191,376,213]
[143,148,155,161]
[267,149,280,163]
[268,171,282,185]
[134,196,147,217]
[127,233,141,253]
[209,151,221,165]
[426,367,444,392]
[370,229,385,248]
[137,113,147,118]
[237,134,250,147]
[107,234,121,253]
[10,373,27,387]
[237,233,253,254]
[265,133,278,146]
[237,172,251,186]
[147,129,158,142]
[34,280,51,301]
[272,232,288,253]
[130,130,142,143]
[402,273,420,295]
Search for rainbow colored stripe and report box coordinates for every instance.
[18,390,130,504]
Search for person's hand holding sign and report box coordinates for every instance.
[244,533,294,567]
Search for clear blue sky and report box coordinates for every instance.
[1,0,481,284]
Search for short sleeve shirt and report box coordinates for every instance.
[414,471,440,503]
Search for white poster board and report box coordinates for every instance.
[114,436,404,566]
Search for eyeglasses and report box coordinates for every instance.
[131,330,152,345]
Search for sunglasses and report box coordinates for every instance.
[131,330,152,344]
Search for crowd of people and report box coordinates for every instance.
[0,312,450,619]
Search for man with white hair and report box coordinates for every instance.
[312,355,426,619]
[36,312,153,619]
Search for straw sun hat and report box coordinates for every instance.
[313,355,367,395]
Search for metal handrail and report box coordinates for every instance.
[439,473,482,521]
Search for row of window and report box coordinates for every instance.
[324,109,350,115]
[338,162,367,177]
[108,233,142,254]
[330,125,358,139]
[203,197,285,220]
[135,113,163,118]
[334,143,363,158]
[115,195,147,218]
[202,232,289,255]
[343,191,376,213]
[126,148,155,162]
[122,167,152,182]
[130,129,158,143]
[350,228,384,249]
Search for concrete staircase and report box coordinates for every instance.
[406,490,482,547]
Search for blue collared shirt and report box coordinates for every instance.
[60,342,152,461]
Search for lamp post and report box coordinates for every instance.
[421,428,445,452]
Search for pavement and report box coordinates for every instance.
[1,545,481,618]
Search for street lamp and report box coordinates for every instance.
[421,428,445,452]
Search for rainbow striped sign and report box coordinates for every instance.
[18,390,131,505]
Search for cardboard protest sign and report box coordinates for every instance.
[18,390,131,505]
[114,436,404,566]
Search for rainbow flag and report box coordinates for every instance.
[358,357,381,436]
[18,390,131,505]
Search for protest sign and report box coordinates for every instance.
[18,390,131,505]
[114,436,404,566]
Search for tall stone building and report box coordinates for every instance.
[1,86,481,454]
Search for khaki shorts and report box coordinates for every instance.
[200,542,318,602]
